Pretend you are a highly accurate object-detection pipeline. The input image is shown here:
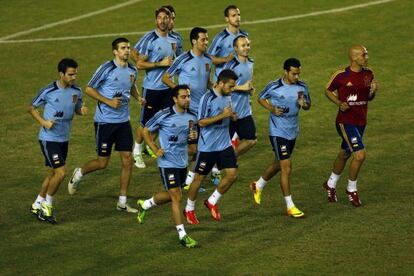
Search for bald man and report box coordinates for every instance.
[323,45,378,207]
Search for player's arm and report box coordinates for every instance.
[325,89,349,112]
[162,71,177,89]
[198,106,233,127]
[142,127,164,157]
[85,86,121,109]
[210,54,234,66]
[134,50,173,70]
[368,79,378,101]
[130,84,145,106]
[28,105,54,129]
[75,104,88,116]
[234,80,253,92]
[257,98,282,116]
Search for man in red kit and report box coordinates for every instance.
[323,45,378,207]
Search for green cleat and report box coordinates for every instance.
[39,201,57,224]
[136,199,147,223]
[180,235,198,248]
[30,203,41,217]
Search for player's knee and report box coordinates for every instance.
[354,150,366,162]
[339,150,351,160]
[54,167,66,180]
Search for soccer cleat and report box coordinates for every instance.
[183,209,199,225]
[346,189,362,207]
[30,203,41,216]
[68,168,82,195]
[143,145,157,158]
[204,200,221,221]
[180,235,198,248]
[133,153,146,168]
[287,205,305,218]
[136,199,147,223]
[183,185,206,193]
[39,202,57,224]
[116,203,138,213]
[323,181,337,202]
[249,181,262,205]
[210,172,221,186]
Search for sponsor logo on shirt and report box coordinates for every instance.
[54,111,64,118]
[347,94,357,102]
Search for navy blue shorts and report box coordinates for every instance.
[336,123,366,153]
[229,115,256,140]
[269,136,296,160]
[94,121,133,156]
[140,88,173,126]
[39,140,68,169]
[194,146,237,175]
[159,167,187,190]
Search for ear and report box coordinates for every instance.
[59,72,65,78]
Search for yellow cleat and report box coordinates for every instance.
[287,205,305,218]
[249,182,262,205]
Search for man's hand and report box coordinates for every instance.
[42,120,54,129]
[155,148,165,157]
[107,97,122,109]
[222,106,233,118]
[370,80,378,93]
[158,57,173,67]
[272,107,284,116]
[137,96,146,106]
[339,101,350,112]
[79,105,88,115]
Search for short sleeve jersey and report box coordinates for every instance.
[326,66,374,126]
[145,106,197,168]
[134,29,176,90]
[197,89,232,152]
[32,81,83,142]
[259,78,311,140]
[88,60,138,123]
[167,50,212,114]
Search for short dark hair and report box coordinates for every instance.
[172,84,190,98]
[58,58,78,73]
[112,37,129,50]
[162,5,175,17]
[155,6,171,18]
[233,34,247,47]
[190,27,208,46]
[217,69,238,83]
[283,58,301,71]
[224,5,238,17]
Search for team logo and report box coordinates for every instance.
[72,94,78,103]
[102,143,108,149]
[200,162,206,168]
[205,63,210,72]
[168,174,175,181]
[54,98,59,103]
[114,77,119,81]
[346,81,353,87]
[52,154,59,160]
[130,74,135,83]
[191,67,196,72]
[351,137,358,143]
[280,145,287,151]
[347,94,357,102]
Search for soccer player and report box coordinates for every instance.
[29,58,87,224]
[250,58,311,218]
[131,6,176,168]
[222,35,256,157]
[137,85,198,248]
[68,38,143,213]
[322,45,378,207]
[163,5,184,57]
[162,27,212,186]
[183,69,238,225]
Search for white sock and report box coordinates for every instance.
[208,189,222,205]
[142,197,156,210]
[327,172,340,188]
[185,199,196,212]
[176,224,187,240]
[284,195,294,209]
[255,177,267,190]
[347,179,357,192]
[45,194,53,206]
[34,195,45,208]
[134,142,143,155]
[186,171,195,185]
[118,195,127,205]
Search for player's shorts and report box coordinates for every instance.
[140,88,173,126]
[336,123,366,153]
[229,115,257,140]
[159,167,187,190]
[39,140,68,169]
[269,136,296,160]
[194,146,237,175]
[94,121,133,156]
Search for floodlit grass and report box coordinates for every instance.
[0,0,413,274]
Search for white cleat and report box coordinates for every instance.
[68,168,82,195]
[116,203,138,213]
[133,153,146,168]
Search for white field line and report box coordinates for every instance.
[0,0,397,44]
[0,0,145,41]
